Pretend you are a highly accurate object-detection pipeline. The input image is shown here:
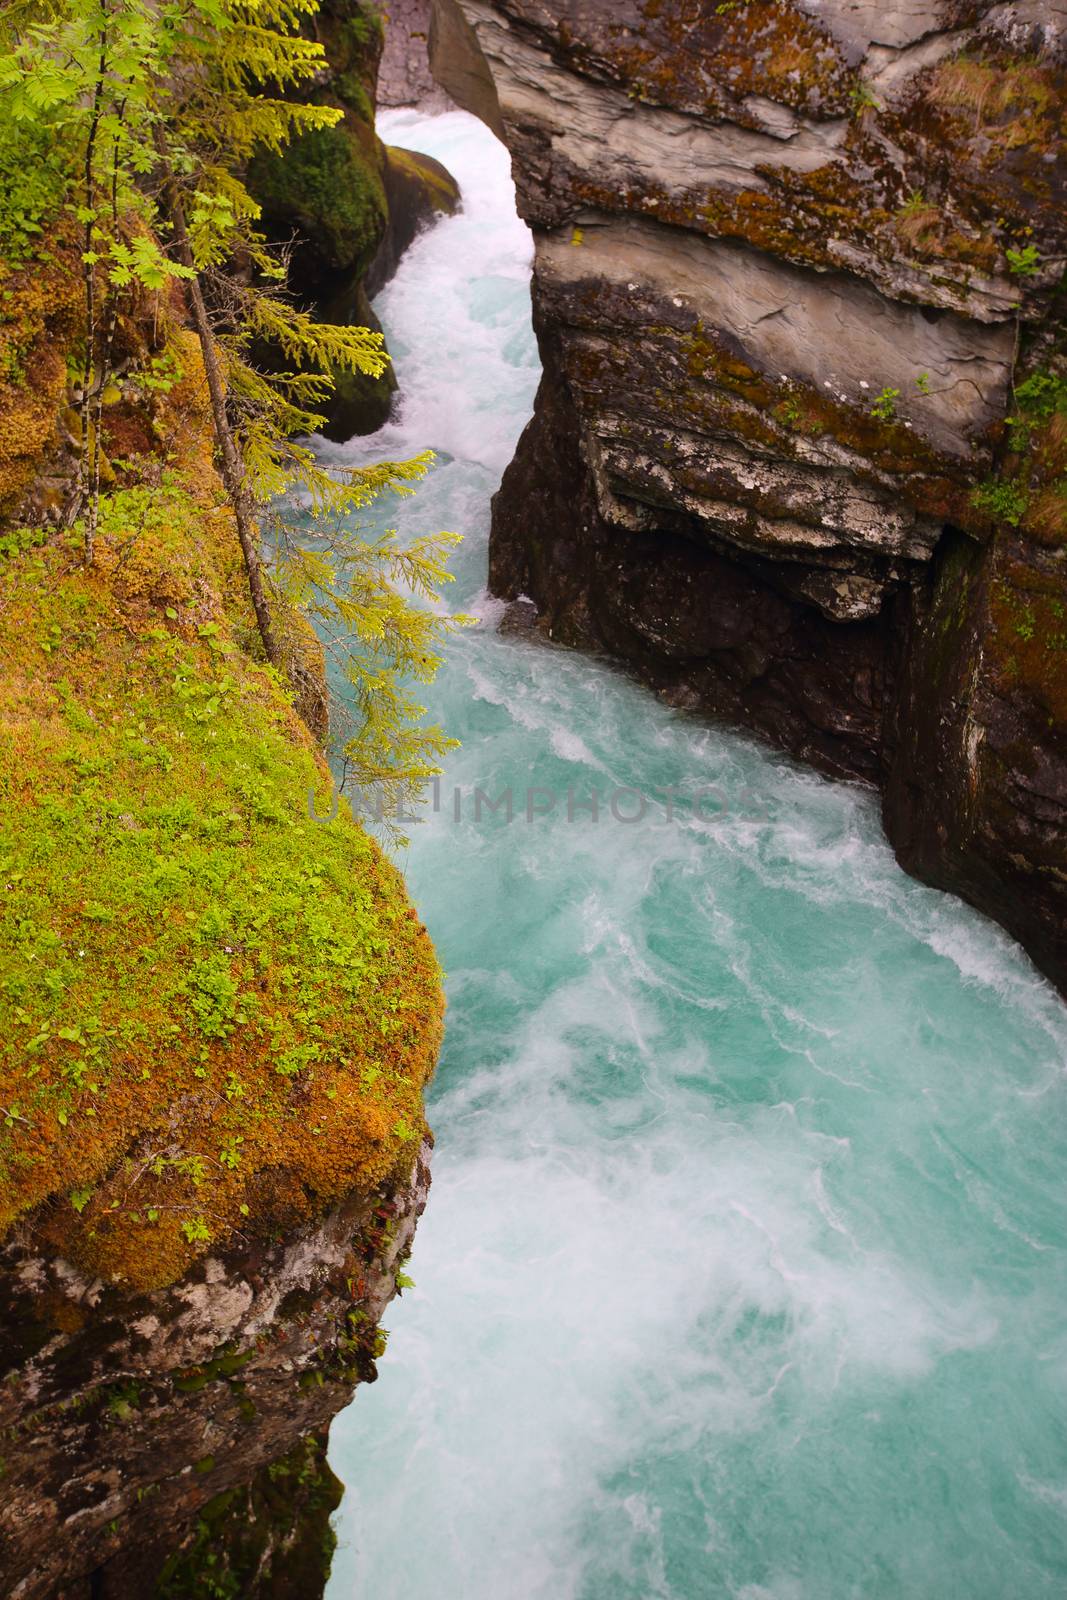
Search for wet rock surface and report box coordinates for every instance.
[491,341,893,781]
[249,0,459,438]
[378,0,455,109]
[1,1142,431,1599]
[436,0,1067,991]
[367,144,463,299]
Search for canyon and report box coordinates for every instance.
[3,5,1066,1597]
[429,0,1067,992]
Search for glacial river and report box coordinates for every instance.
[321,110,1067,1600]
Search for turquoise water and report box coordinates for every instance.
[321,111,1067,1599]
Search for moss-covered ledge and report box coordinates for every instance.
[0,454,442,1291]
[0,310,444,1592]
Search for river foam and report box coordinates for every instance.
[323,110,1067,1600]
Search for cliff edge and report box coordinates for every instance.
[0,252,442,1600]
[430,0,1067,992]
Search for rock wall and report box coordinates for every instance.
[378,0,455,109]
[249,0,459,438]
[2,1144,430,1599]
[431,0,1067,991]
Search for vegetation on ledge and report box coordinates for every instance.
[0,450,443,1291]
[248,0,388,281]
[0,0,466,1297]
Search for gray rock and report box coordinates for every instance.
[0,1143,432,1599]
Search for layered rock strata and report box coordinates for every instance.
[431,0,1067,990]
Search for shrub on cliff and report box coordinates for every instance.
[0,0,457,1288]
[0,0,465,817]
[0,334,444,1290]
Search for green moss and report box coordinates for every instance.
[246,0,388,277]
[340,3,384,58]
[0,345,442,1292]
[155,1430,342,1600]
[385,145,460,215]
[950,316,1067,724]
[974,352,1067,545]
[325,354,396,437]
[333,74,374,124]
[249,124,386,275]
[173,1348,256,1393]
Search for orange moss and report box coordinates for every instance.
[701,0,850,114]
[0,232,81,516]
[0,338,443,1292]
[1023,484,1067,547]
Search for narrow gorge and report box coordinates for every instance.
[1,3,1065,1598]
[429,0,1067,994]
[316,107,1067,1600]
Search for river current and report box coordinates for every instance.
[319,110,1067,1600]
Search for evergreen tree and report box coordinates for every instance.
[0,0,464,818]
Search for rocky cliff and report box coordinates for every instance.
[0,260,444,1595]
[250,0,460,437]
[379,0,455,109]
[430,0,1067,992]
[2,1144,431,1599]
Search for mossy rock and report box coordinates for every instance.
[246,0,389,286]
[324,358,397,441]
[365,144,461,299]
[0,340,443,1292]
[307,145,461,439]
[249,121,388,282]
[315,281,397,442]
[243,3,461,443]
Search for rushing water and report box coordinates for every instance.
[320,110,1067,1599]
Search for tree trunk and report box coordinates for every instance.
[157,156,282,668]
[77,15,108,563]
